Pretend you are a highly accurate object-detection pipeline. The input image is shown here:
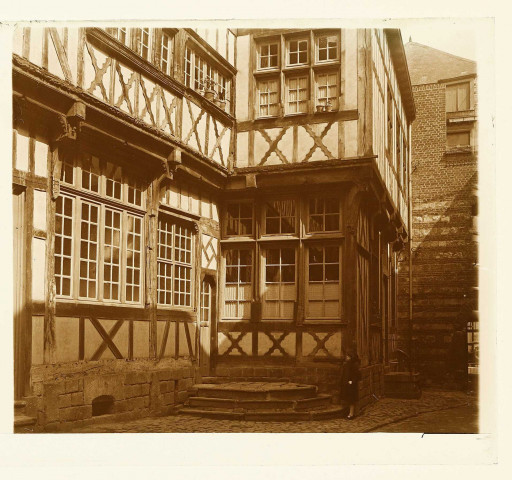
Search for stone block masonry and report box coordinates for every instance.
[27,358,198,432]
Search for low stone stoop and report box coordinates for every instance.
[14,399,37,433]
[180,381,348,421]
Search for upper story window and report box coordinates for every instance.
[184,46,231,111]
[387,87,394,155]
[254,30,341,118]
[160,32,173,75]
[258,42,279,69]
[446,82,471,112]
[106,27,128,46]
[287,38,309,66]
[317,34,338,62]
[132,28,152,61]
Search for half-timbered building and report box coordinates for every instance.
[12,26,414,430]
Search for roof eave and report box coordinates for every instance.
[384,29,416,123]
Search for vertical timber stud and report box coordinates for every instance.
[147,177,159,359]
[343,185,363,355]
[357,29,373,157]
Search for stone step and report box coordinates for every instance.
[14,400,27,410]
[295,394,333,411]
[179,408,245,420]
[189,397,295,411]
[201,376,291,384]
[195,382,317,401]
[179,405,347,422]
[14,414,37,433]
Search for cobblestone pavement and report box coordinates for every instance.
[374,402,478,433]
[71,389,477,433]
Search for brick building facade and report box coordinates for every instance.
[398,42,478,385]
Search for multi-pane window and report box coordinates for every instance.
[224,249,252,319]
[103,208,121,301]
[446,82,470,112]
[184,47,231,109]
[309,197,340,232]
[136,28,151,61]
[79,202,99,299]
[265,199,296,234]
[316,72,338,109]
[447,131,471,147]
[257,78,280,117]
[54,157,145,304]
[55,195,74,297]
[286,76,308,114]
[200,279,212,324]
[307,245,340,318]
[258,42,279,69]
[126,215,142,302]
[157,217,193,307]
[287,38,308,65]
[263,248,296,319]
[255,31,341,118]
[81,155,100,193]
[317,35,338,62]
[160,33,172,75]
[226,202,253,236]
[106,28,128,45]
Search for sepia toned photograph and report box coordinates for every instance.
[10,19,484,437]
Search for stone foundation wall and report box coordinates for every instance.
[26,358,197,432]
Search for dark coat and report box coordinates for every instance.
[341,358,361,403]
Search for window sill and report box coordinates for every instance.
[445,146,475,156]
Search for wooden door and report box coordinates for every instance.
[13,187,27,399]
[199,278,213,375]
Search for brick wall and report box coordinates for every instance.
[397,82,478,385]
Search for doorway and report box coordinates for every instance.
[199,277,215,375]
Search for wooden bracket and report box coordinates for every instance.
[245,173,257,189]
[54,101,86,144]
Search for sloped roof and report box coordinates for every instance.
[404,42,476,85]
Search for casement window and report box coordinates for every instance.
[157,216,193,307]
[316,72,338,109]
[307,245,341,318]
[183,46,231,109]
[226,202,253,236]
[317,34,338,62]
[286,76,308,114]
[447,131,471,147]
[160,33,172,75]
[255,31,341,118]
[257,78,280,117]
[224,249,253,319]
[265,199,296,235]
[106,27,128,46]
[309,197,340,232]
[54,157,145,303]
[135,28,151,61]
[263,247,296,319]
[287,38,308,66]
[446,82,470,112]
[258,42,279,69]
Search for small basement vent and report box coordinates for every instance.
[92,395,114,416]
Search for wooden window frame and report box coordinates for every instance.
[54,155,146,305]
[261,245,297,321]
[315,33,339,64]
[305,243,342,320]
[285,74,309,115]
[445,80,472,113]
[223,247,254,320]
[315,70,339,110]
[286,36,309,67]
[257,41,280,71]
[225,201,254,238]
[307,196,342,233]
[160,32,173,75]
[263,198,298,236]
[256,76,281,118]
[157,214,195,309]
